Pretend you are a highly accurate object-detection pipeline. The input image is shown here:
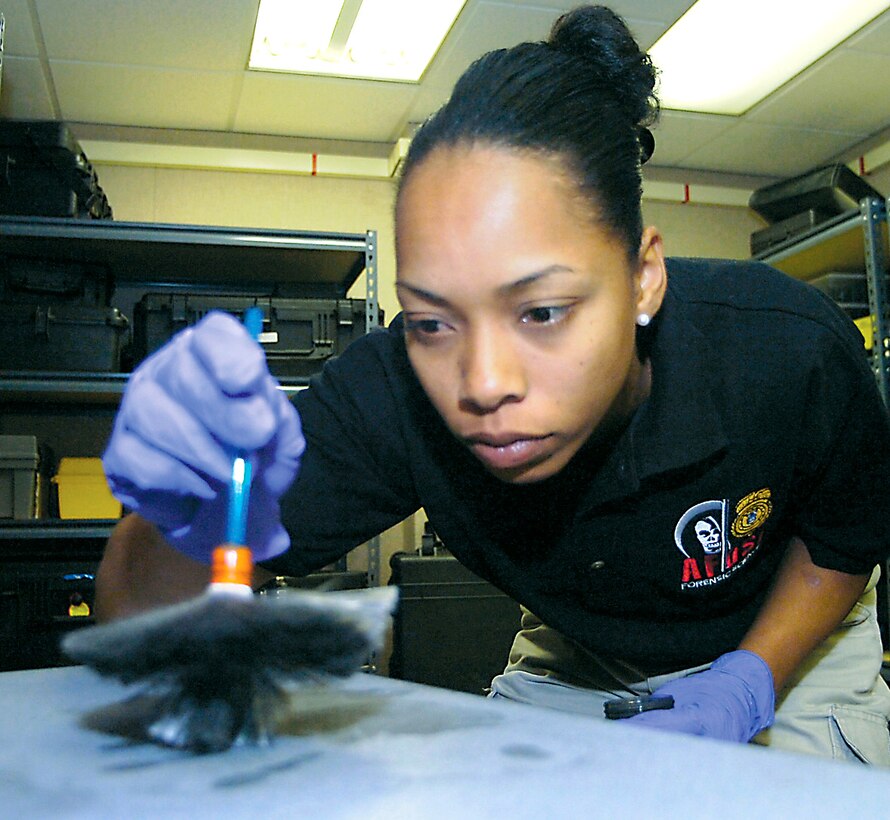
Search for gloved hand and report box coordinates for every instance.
[102,311,305,562]
[627,650,775,743]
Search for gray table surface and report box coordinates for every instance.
[2,664,889,819]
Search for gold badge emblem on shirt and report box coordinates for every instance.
[731,488,772,538]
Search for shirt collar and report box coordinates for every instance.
[578,284,729,511]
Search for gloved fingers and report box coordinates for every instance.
[116,379,236,482]
[103,423,217,500]
[150,341,280,454]
[627,706,707,736]
[155,470,293,562]
[189,311,270,394]
[163,497,226,562]
[120,486,204,539]
[246,519,292,562]
[259,396,305,496]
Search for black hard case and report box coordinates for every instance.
[132,293,374,378]
[0,120,112,220]
[0,303,128,371]
[388,552,521,695]
[807,271,883,319]
[749,208,831,256]
[0,256,114,307]
[0,549,102,672]
[749,163,882,224]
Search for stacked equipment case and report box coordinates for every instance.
[0,121,112,220]
[389,548,521,695]
[749,164,882,257]
[0,121,125,373]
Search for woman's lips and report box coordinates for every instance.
[466,434,553,472]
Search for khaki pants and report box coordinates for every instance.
[490,573,890,765]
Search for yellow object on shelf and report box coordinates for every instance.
[52,457,122,520]
[855,315,874,351]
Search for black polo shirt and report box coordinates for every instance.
[270,257,890,671]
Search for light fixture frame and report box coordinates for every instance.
[649,0,890,116]
[248,0,468,84]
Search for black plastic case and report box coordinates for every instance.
[807,271,881,319]
[0,120,113,220]
[0,303,128,371]
[749,163,882,224]
[132,293,376,378]
[388,552,520,694]
[750,208,832,256]
[0,256,114,306]
[0,537,103,672]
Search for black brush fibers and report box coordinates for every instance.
[62,586,398,753]
[63,309,400,753]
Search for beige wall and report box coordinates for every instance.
[95,164,403,323]
[643,200,766,261]
[94,162,763,580]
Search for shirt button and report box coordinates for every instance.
[589,560,606,571]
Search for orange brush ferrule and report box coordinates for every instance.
[211,545,254,591]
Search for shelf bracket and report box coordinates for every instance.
[362,229,381,589]
[861,197,890,405]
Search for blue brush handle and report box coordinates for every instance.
[225,306,264,545]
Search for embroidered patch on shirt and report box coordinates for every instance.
[673,489,772,590]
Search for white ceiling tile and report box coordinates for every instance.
[51,62,240,130]
[845,8,890,55]
[429,2,560,83]
[403,1,565,128]
[509,0,695,25]
[749,50,890,135]
[0,56,56,119]
[34,0,259,70]
[649,110,736,167]
[1,0,41,57]
[235,72,418,141]
[609,0,696,24]
[626,19,671,51]
[682,122,866,177]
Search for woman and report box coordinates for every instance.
[98,5,890,762]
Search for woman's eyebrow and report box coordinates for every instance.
[396,265,578,307]
[498,265,578,296]
[395,281,451,307]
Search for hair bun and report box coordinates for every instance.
[549,5,658,129]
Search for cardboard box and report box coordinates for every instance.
[52,458,121,519]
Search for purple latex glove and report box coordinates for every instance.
[627,650,775,743]
[102,311,305,562]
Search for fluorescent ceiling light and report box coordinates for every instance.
[650,0,890,115]
[249,0,467,82]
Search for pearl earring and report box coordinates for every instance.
[636,313,652,327]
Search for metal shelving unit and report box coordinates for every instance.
[0,218,382,670]
[754,197,890,403]
[754,197,890,652]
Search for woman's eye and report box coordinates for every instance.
[521,305,569,326]
[405,318,446,336]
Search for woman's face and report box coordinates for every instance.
[395,144,666,484]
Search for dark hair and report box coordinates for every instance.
[397,5,659,258]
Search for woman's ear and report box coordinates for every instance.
[635,227,667,322]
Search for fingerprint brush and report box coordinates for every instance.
[62,307,397,753]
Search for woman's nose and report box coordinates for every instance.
[458,327,527,413]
